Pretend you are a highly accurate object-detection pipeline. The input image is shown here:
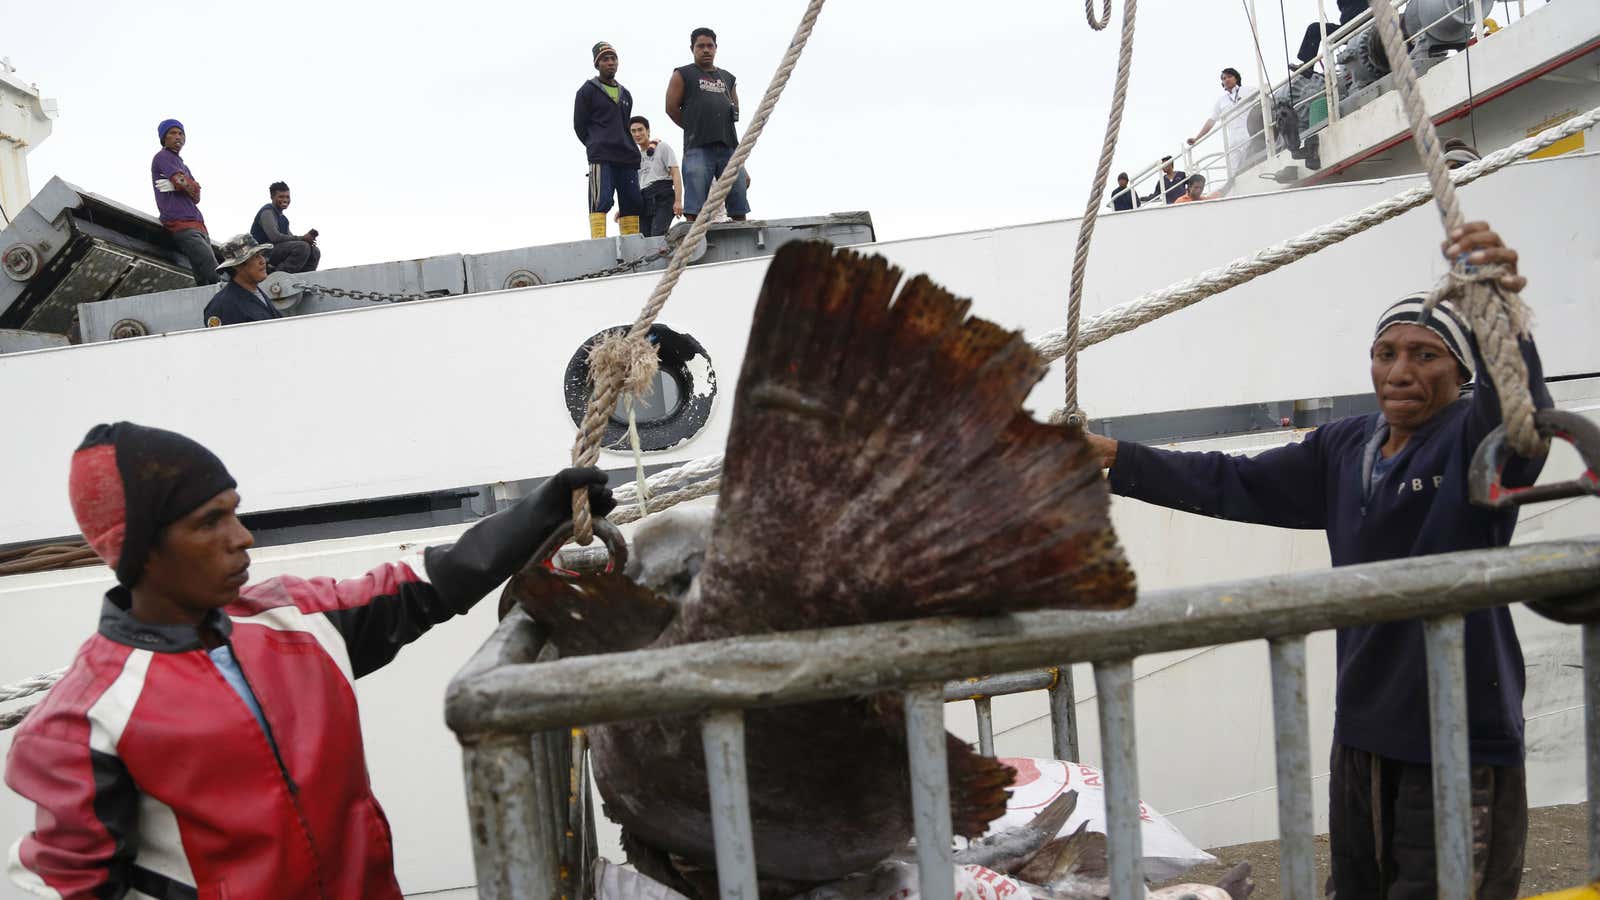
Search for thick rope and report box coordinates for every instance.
[609,477,722,527]
[568,0,828,545]
[591,102,1600,527]
[1063,0,1137,424]
[0,541,100,577]
[1368,0,1544,456]
[0,668,65,704]
[0,705,33,731]
[0,668,66,733]
[1085,0,1113,30]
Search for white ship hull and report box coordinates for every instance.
[2,153,1598,896]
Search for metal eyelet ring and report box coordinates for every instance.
[529,516,628,574]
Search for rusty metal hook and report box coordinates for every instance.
[1469,408,1600,509]
[531,516,629,574]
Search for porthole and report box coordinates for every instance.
[564,324,716,452]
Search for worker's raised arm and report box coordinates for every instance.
[247,469,615,679]
[1094,430,1330,529]
[666,70,686,127]
[6,694,141,897]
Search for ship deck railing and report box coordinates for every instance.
[1111,0,1541,208]
[445,537,1600,900]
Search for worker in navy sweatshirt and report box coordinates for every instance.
[574,41,643,240]
[1084,222,1550,900]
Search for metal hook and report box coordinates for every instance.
[1469,408,1600,509]
[530,516,630,574]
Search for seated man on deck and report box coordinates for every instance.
[250,181,320,274]
[5,422,613,898]
[1082,222,1548,900]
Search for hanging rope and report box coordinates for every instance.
[568,0,828,545]
[1085,0,1114,30]
[1367,0,1544,457]
[1062,0,1137,424]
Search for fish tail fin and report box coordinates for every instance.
[706,240,1134,625]
[947,737,1015,838]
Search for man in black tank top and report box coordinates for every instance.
[665,27,751,222]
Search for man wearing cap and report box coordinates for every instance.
[151,119,218,286]
[5,422,614,898]
[1081,222,1549,898]
[574,41,643,239]
[203,235,281,327]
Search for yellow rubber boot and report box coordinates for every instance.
[619,215,641,236]
[589,212,608,239]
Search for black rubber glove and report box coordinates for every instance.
[424,467,616,612]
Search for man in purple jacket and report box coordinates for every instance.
[1084,223,1549,900]
[150,119,218,286]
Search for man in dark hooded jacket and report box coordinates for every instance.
[575,40,643,239]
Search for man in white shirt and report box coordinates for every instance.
[1188,67,1254,190]
[630,116,683,237]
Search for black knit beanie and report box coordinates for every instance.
[68,422,238,586]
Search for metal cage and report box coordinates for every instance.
[446,538,1600,900]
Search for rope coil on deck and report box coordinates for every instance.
[1368,0,1545,457]
[568,0,829,545]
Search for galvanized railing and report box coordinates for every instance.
[1117,0,1513,206]
[446,538,1600,900]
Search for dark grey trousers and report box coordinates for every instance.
[172,228,219,285]
[1328,744,1526,900]
[266,240,321,274]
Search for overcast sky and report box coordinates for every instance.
[8,0,1546,267]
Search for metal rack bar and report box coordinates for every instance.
[702,710,760,900]
[1269,635,1317,899]
[1096,659,1143,900]
[906,685,955,900]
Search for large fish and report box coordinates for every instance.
[508,241,1136,895]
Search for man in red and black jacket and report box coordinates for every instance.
[5,422,613,899]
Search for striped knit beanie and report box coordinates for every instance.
[1373,294,1476,384]
[68,423,237,586]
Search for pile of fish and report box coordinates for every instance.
[510,241,1138,897]
[950,793,1254,900]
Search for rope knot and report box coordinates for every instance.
[587,331,661,400]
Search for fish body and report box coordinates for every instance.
[513,242,1135,891]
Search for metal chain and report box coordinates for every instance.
[290,283,439,304]
[289,248,668,304]
[551,248,671,285]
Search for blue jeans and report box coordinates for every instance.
[588,163,643,216]
[682,144,749,217]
